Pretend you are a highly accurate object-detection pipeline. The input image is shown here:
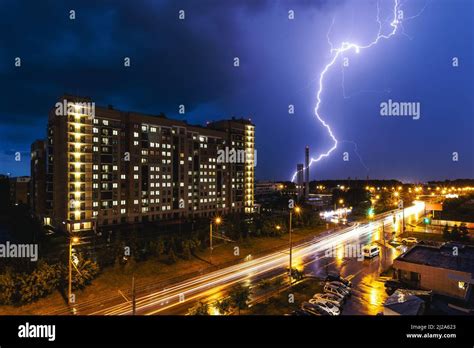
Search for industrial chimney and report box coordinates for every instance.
[305,146,310,198]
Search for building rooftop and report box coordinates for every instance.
[396,243,474,273]
[384,289,426,315]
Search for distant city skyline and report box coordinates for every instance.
[0,0,473,182]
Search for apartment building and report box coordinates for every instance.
[33,95,255,233]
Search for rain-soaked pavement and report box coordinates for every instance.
[305,224,405,315]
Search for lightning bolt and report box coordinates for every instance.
[292,0,426,182]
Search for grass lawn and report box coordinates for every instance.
[0,225,327,315]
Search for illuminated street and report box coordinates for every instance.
[45,202,423,316]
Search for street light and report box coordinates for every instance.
[68,236,80,305]
[209,216,222,264]
[289,206,301,285]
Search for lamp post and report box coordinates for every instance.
[68,236,79,305]
[209,216,221,264]
[289,206,301,284]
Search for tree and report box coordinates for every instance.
[442,225,450,241]
[451,225,460,241]
[188,301,209,315]
[167,249,178,264]
[459,223,470,242]
[215,298,232,315]
[70,255,100,290]
[0,270,15,305]
[290,268,304,282]
[229,285,251,315]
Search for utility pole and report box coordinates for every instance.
[382,221,387,267]
[289,206,301,286]
[68,238,72,304]
[289,209,292,284]
[209,222,213,265]
[402,200,405,233]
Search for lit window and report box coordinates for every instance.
[134,132,139,138]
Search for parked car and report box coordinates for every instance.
[328,280,351,292]
[401,237,418,244]
[324,283,349,299]
[325,272,352,287]
[309,298,341,315]
[313,293,344,307]
[300,302,325,316]
[362,244,380,258]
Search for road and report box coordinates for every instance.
[69,201,423,315]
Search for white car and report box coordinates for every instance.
[309,298,341,315]
[402,237,418,244]
[363,244,380,258]
[324,283,349,299]
[313,293,344,307]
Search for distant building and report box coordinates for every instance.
[306,194,333,209]
[393,243,474,301]
[9,176,30,205]
[255,181,278,196]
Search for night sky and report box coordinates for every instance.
[0,0,472,182]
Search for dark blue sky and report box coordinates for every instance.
[0,0,472,182]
